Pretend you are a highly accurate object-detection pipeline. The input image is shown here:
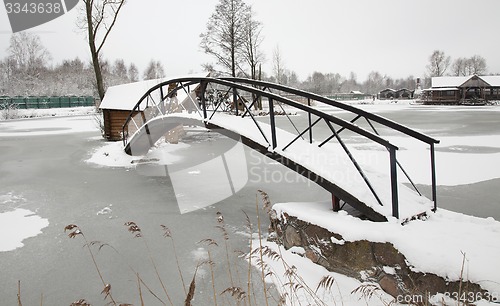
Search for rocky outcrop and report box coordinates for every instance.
[268,211,486,304]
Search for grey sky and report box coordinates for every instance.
[1,0,499,82]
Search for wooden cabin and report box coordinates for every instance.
[422,75,500,105]
[378,88,414,100]
[99,74,208,141]
[378,88,397,99]
[396,88,413,99]
[99,78,171,141]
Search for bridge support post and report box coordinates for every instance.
[269,98,277,149]
[200,81,208,120]
[430,143,437,212]
[389,147,399,219]
[308,98,313,144]
[233,87,238,116]
[332,194,340,212]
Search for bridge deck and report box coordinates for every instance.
[119,76,439,222]
[125,112,434,221]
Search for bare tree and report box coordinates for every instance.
[78,0,125,100]
[426,50,450,77]
[7,32,51,77]
[128,63,139,82]
[143,60,165,80]
[452,57,467,76]
[200,0,249,77]
[112,59,128,80]
[363,71,386,94]
[451,55,487,76]
[241,6,264,80]
[272,45,285,84]
[467,55,487,75]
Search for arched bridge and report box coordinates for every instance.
[122,77,440,222]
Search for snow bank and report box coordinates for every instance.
[86,138,190,168]
[0,113,98,137]
[252,239,395,306]
[1,106,96,119]
[273,201,500,294]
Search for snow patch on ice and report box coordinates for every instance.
[96,205,112,216]
[191,247,209,261]
[351,134,500,186]
[0,193,49,252]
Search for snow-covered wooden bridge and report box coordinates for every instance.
[121,77,440,222]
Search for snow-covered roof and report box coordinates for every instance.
[100,78,170,111]
[423,87,459,92]
[99,73,208,111]
[431,75,500,88]
[431,76,469,88]
[481,75,500,86]
[350,90,363,94]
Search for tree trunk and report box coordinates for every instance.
[85,1,105,101]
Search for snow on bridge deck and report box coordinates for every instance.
[126,111,434,221]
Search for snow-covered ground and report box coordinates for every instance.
[268,202,500,303]
[0,106,98,136]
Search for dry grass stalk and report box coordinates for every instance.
[70,299,90,306]
[64,224,118,306]
[198,239,218,305]
[161,225,187,296]
[221,286,247,302]
[216,211,236,288]
[137,273,145,306]
[17,280,22,306]
[458,251,467,306]
[255,194,270,306]
[184,264,201,306]
[101,284,112,299]
[315,275,336,293]
[124,221,174,306]
[255,192,331,306]
[243,210,255,306]
[352,283,388,304]
[257,189,272,214]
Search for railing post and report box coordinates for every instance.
[430,143,437,211]
[332,194,340,211]
[200,81,208,120]
[308,98,313,144]
[233,87,238,116]
[389,147,399,218]
[269,98,277,149]
[159,86,165,115]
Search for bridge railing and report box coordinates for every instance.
[122,77,439,220]
[223,77,440,215]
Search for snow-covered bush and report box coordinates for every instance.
[0,102,19,120]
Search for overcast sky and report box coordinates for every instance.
[1,0,499,82]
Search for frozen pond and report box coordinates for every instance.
[1,104,499,304]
